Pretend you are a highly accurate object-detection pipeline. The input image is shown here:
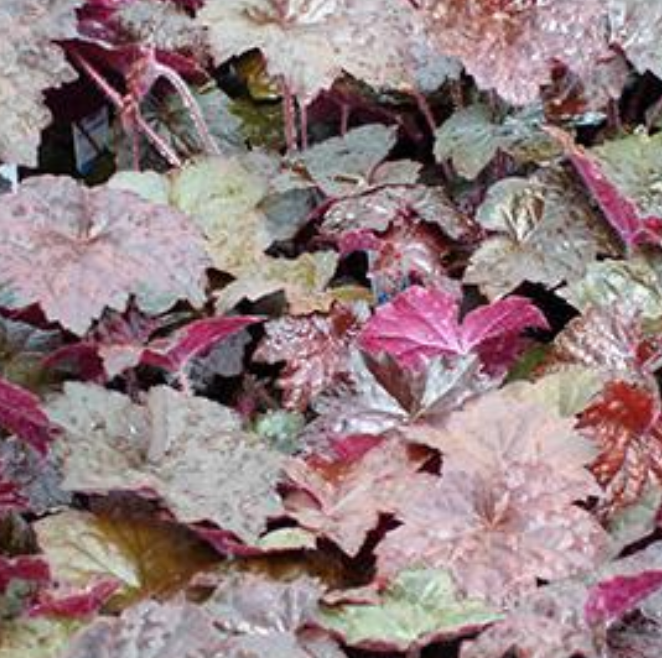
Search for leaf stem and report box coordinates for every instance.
[152,61,221,156]
[69,48,183,169]
[281,78,298,153]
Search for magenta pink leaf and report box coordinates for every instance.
[143,315,261,373]
[0,555,50,592]
[359,286,547,372]
[585,570,662,626]
[0,376,56,454]
[29,579,119,619]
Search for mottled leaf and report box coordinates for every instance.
[407,386,599,485]
[578,381,662,515]
[62,599,224,658]
[206,573,344,657]
[0,618,81,658]
[434,105,559,180]
[322,184,473,243]
[561,255,662,326]
[0,0,81,166]
[0,177,210,335]
[254,305,362,411]
[464,171,603,299]
[201,0,428,101]
[48,384,285,544]
[376,463,607,606]
[609,0,662,81]
[423,0,609,105]
[307,351,494,447]
[283,440,430,556]
[297,124,397,197]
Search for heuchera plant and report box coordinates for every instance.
[1,1,662,656]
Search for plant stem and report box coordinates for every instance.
[69,48,183,168]
[281,78,298,153]
[153,61,221,156]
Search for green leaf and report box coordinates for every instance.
[560,255,662,326]
[434,105,559,180]
[0,618,81,658]
[318,569,500,651]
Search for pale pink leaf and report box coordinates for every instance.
[283,439,431,556]
[0,177,210,335]
[0,0,82,166]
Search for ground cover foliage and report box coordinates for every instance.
[1,1,662,656]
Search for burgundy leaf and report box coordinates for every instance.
[359,286,548,372]
[0,376,56,454]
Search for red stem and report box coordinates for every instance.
[69,48,182,168]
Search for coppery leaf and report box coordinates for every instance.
[578,381,662,515]
[283,439,431,556]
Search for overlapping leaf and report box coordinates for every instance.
[200,0,430,101]
[379,388,606,604]
[283,439,431,556]
[578,381,662,515]
[0,177,210,335]
[434,105,559,180]
[464,171,605,299]
[205,573,345,657]
[359,285,548,372]
[421,0,609,104]
[319,569,499,651]
[0,0,82,166]
[254,304,362,411]
[561,255,662,326]
[35,509,218,609]
[48,383,285,544]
